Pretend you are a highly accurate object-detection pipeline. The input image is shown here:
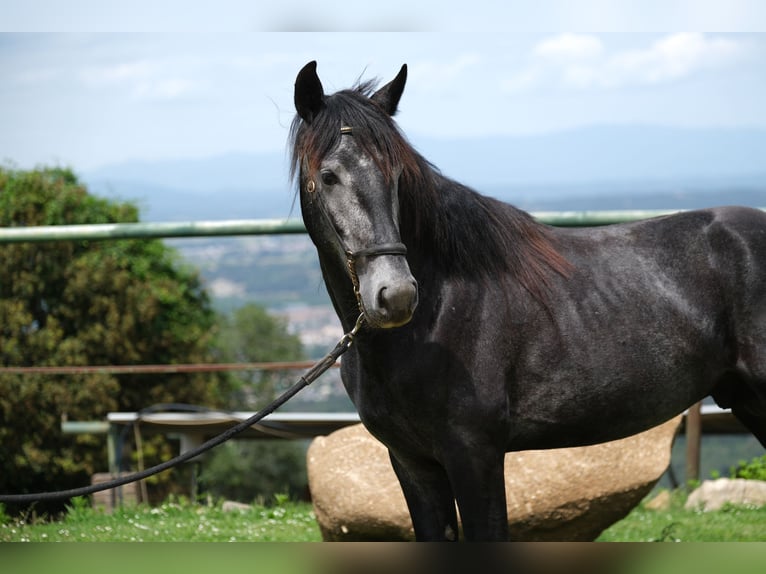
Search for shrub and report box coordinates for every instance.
[199,440,308,503]
[729,454,766,481]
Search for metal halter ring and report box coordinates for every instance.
[306,180,316,193]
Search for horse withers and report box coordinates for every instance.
[290,60,766,541]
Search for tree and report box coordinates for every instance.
[0,166,231,510]
[215,303,305,409]
[202,303,309,503]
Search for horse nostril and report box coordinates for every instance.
[377,286,389,310]
[377,282,418,314]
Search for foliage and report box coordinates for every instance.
[0,166,232,511]
[214,303,305,409]
[199,440,308,504]
[729,454,766,481]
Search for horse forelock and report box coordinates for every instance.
[289,84,426,191]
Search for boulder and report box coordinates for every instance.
[307,424,414,541]
[222,500,252,513]
[644,489,673,511]
[685,478,766,511]
[307,417,681,541]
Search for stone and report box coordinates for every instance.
[307,424,414,541]
[644,489,673,511]
[307,416,681,541]
[685,478,766,511]
[222,500,252,512]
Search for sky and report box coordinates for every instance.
[1,3,766,172]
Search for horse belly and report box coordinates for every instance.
[507,370,702,450]
[507,309,730,449]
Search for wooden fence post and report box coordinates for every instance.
[685,401,702,488]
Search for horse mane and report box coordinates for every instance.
[289,80,571,303]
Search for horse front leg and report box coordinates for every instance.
[445,447,509,541]
[389,451,459,541]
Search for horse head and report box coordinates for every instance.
[292,61,418,328]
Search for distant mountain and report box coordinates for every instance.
[86,150,291,192]
[84,151,298,221]
[86,179,297,222]
[417,125,766,188]
[82,125,766,222]
[495,176,766,212]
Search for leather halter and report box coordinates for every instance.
[305,125,408,319]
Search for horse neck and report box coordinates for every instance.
[398,171,493,277]
[398,169,570,301]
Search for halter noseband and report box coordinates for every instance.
[305,125,408,321]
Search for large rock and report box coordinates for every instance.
[307,417,681,541]
[685,478,766,511]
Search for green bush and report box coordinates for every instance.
[199,440,308,503]
[730,454,766,481]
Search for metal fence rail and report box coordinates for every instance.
[0,210,694,244]
[0,218,308,243]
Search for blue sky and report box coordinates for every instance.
[3,1,766,32]
[1,4,765,171]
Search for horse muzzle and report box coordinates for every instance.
[357,257,418,328]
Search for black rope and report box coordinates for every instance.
[0,319,361,505]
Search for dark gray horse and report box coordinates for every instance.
[291,61,766,541]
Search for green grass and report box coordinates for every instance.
[0,496,321,542]
[597,489,766,542]
[2,489,765,542]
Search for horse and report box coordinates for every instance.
[290,60,766,541]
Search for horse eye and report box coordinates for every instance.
[321,171,339,186]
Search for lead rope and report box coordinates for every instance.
[0,314,365,504]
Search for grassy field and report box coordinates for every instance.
[596,489,766,542]
[2,489,765,543]
[0,496,321,542]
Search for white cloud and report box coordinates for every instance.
[80,60,152,85]
[504,33,749,93]
[602,33,745,87]
[503,34,604,92]
[533,33,604,63]
[133,77,197,101]
[79,59,199,101]
[409,53,481,91]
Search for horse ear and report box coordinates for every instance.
[294,61,325,124]
[371,64,407,116]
